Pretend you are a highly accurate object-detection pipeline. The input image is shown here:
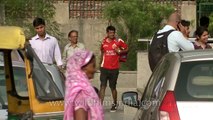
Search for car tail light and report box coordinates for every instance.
[159,91,180,120]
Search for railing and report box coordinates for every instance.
[67,0,197,19]
[69,0,109,19]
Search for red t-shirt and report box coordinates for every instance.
[100,37,128,69]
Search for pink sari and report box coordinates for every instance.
[64,50,104,120]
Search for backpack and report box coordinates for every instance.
[148,30,174,71]
[119,50,128,62]
[116,38,128,62]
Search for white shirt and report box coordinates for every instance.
[29,34,63,66]
[158,25,194,52]
[62,42,85,66]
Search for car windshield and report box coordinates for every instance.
[175,60,213,101]
[26,44,63,101]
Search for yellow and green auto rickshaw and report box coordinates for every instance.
[0,26,64,119]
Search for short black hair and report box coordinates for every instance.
[195,26,208,38]
[68,30,78,37]
[33,17,45,27]
[180,20,190,27]
[106,25,116,32]
[200,16,209,28]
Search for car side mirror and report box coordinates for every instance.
[122,91,139,108]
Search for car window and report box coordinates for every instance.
[152,77,165,99]
[11,51,28,97]
[0,50,23,62]
[11,50,24,62]
[0,67,7,108]
[0,68,28,108]
[12,66,28,97]
[141,58,170,102]
[0,51,27,109]
[175,61,213,101]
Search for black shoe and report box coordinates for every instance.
[110,103,118,112]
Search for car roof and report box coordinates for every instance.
[169,49,213,62]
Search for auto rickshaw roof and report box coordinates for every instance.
[0,26,25,49]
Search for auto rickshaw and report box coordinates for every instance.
[0,26,64,119]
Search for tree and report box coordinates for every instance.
[208,14,213,36]
[196,0,213,36]
[103,0,174,70]
[0,0,64,43]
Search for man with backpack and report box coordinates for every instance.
[148,12,194,71]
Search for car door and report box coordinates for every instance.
[139,58,170,120]
[25,44,64,119]
[0,50,30,119]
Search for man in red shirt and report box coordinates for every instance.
[99,25,128,112]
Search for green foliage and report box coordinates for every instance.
[1,0,64,43]
[208,13,213,36]
[197,0,213,2]
[103,0,174,70]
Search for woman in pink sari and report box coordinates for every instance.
[64,50,104,120]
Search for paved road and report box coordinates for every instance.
[104,107,134,120]
[103,99,134,120]
[101,87,136,120]
[104,107,124,120]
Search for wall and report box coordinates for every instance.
[181,1,197,37]
[54,2,108,64]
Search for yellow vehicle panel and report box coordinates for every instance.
[0,26,64,119]
[0,26,25,49]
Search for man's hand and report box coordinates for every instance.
[58,65,65,72]
[115,48,121,54]
[58,65,62,69]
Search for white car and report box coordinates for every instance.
[122,49,213,120]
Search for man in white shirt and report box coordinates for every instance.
[148,12,195,71]
[62,30,85,70]
[29,17,63,68]
[158,12,194,52]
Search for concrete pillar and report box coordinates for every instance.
[123,51,152,117]
[137,51,152,92]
